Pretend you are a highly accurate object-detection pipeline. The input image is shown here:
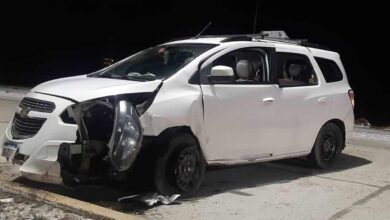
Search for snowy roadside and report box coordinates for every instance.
[348,126,390,149]
[0,85,29,101]
[0,189,98,220]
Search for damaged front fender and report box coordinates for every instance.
[108,100,143,171]
[59,97,145,180]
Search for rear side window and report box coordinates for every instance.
[315,57,343,83]
[272,52,318,87]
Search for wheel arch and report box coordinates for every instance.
[322,119,346,148]
[154,126,206,158]
[151,125,206,194]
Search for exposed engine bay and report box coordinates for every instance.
[57,93,155,182]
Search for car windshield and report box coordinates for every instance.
[92,43,216,81]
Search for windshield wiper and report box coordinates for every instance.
[97,74,127,80]
[95,74,144,81]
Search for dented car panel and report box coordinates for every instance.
[0,42,221,184]
[139,67,206,159]
[0,81,162,183]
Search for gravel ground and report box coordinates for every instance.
[0,190,93,220]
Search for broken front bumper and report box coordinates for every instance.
[1,92,78,184]
[1,92,145,184]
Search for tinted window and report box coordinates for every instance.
[273,53,318,87]
[315,57,343,82]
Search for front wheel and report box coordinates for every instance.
[154,133,206,195]
[309,123,343,169]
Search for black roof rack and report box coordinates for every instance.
[168,31,329,50]
[220,35,253,42]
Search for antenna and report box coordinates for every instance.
[252,0,260,34]
[195,22,212,39]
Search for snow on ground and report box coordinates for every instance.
[348,127,390,150]
[0,86,29,101]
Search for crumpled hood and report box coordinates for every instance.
[32,75,162,102]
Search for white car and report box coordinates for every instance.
[1,31,354,195]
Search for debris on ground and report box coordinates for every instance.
[0,190,94,220]
[355,118,372,128]
[0,198,14,203]
[118,193,181,206]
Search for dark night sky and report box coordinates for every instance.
[0,0,389,125]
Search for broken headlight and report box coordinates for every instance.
[108,100,143,171]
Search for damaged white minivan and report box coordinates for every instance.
[1,31,354,195]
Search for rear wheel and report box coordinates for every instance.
[309,123,343,169]
[154,133,205,195]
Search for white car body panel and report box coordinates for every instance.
[1,37,355,184]
[201,83,280,162]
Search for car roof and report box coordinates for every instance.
[165,37,226,45]
[166,35,337,54]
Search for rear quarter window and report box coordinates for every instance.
[315,57,343,83]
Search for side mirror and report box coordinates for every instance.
[207,65,235,84]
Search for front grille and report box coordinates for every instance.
[11,113,46,139]
[19,97,56,113]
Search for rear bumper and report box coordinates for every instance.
[1,92,78,184]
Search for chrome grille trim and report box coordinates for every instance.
[11,113,46,139]
[19,97,56,113]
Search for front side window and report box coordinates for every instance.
[315,57,343,83]
[91,43,215,81]
[273,52,318,87]
[208,48,270,84]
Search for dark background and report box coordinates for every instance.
[0,0,388,125]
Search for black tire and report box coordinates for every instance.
[154,133,206,195]
[309,123,343,169]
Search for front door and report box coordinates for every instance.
[200,46,279,163]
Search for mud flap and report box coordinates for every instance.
[108,100,143,171]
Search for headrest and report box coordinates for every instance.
[288,63,305,77]
[236,60,254,80]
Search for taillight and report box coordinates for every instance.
[348,89,355,108]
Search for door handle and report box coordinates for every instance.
[262,97,275,103]
[318,97,327,103]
